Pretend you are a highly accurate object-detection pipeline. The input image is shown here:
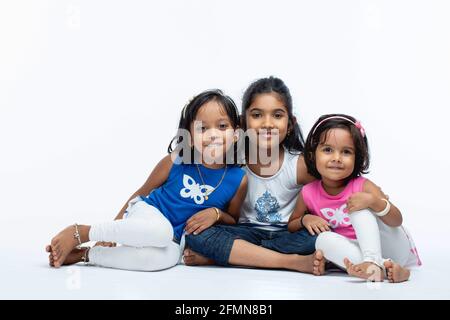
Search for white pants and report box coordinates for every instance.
[315,209,420,270]
[87,198,182,271]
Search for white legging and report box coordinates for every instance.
[87,198,182,271]
[315,209,419,270]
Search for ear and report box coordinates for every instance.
[233,128,240,142]
[288,116,297,132]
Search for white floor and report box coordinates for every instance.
[2,217,449,300]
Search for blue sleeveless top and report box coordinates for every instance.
[143,161,245,241]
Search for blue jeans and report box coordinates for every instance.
[185,224,317,266]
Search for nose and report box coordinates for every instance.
[262,115,275,129]
[205,128,219,141]
[331,151,342,162]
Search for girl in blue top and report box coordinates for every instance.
[46,89,247,271]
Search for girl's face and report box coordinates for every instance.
[315,128,355,183]
[190,100,236,165]
[246,93,289,151]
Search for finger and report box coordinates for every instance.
[324,224,331,231]
[318,225,328,233]
[193,225,207,235]
[306,225,315,236]
[186,223,200,235]
[192,224,203,235]
[312,225,321,234]
[185,222,194,232]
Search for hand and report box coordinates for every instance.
[185,208,218,235]
[302,215,330,235]
[346,192,375,213]
[94,241,116,247]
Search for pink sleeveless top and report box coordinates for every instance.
[302,177,422,266]
[301,177,367,240]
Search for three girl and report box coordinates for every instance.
[47,78,420,283]
[46,89,247,271]
[288,114,421,282]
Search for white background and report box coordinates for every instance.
[1,0,449,298]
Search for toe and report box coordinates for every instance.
[353,265,361,273]
[344,258,352,270]
[315,250,323,260]
[384,260,394,269]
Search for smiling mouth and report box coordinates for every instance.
[258,132,279,139]
[327,166,344,170]
[204,143,223,147]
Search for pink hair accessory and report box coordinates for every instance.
[354,121,366,138]
[311,116,366,138]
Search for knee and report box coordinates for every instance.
[315,231,338,252]
[138,246,180,271]
[156,218,174,247]
[185,227,215,251]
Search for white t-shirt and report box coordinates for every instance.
[239,150,302,231]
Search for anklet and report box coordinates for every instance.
[74,224,82,249]
[81,247,90,265]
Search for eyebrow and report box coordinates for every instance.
[249,107,287,113]
[320,143,355,150]
[193,118,231,125]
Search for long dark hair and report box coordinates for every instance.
[241,76,305,154]
[304,114,370,182]
[167,89,240,164]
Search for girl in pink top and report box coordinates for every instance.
[288,114,421,283]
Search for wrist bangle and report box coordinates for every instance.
[374,199,391,217]
[300,213,308,228]
[213,207,221,222]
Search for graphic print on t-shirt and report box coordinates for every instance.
[179,174,213,205]
[320,204,351,228]
[254,191,282,223]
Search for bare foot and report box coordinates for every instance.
[46,245,55,267]
[292,250,325,275]
[50,225,89,268]
[312,250,326,276]
[344,258,384,282]
[46,245,88,267]
[384,260,410,283]
[183,249,215,266]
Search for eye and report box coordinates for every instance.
[322,147,332,153]
[195,126,206,133]
[219,123,229,130]
[343,149,353,155]
[273,113,284,119]
[251,112,262,119]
